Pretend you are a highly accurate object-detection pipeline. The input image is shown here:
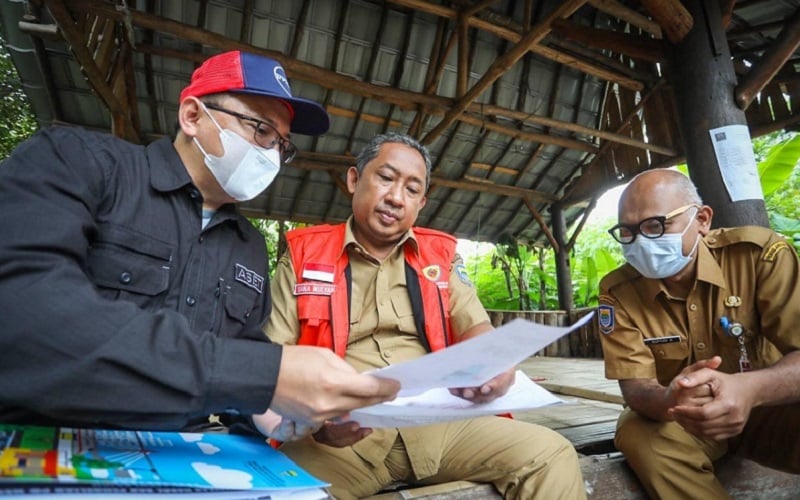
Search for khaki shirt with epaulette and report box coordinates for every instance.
[599,226,800,386]
[265,219,490,478]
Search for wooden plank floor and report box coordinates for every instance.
[514,357,623,453]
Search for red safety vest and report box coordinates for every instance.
[285,224,456,357]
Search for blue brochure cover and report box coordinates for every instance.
[0,424,327,495]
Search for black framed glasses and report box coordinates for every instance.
[203,102,297,164]
[607,204,699,244]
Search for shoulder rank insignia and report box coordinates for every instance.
[598,305,615,334]
[763,241,790,262]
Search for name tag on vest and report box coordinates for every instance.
[294,283,336,296]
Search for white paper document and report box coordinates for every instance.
[350,370,563,428]
[370,312,594,396]
[708,124,763,202]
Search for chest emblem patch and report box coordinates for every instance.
[598,305,615,334]
[423,264,441,282]
[235,263,264,294]
[724,295,742,307]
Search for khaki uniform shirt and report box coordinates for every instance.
[265,219,489,478]
[599,226,800,385]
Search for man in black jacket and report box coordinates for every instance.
[0,50,397,434]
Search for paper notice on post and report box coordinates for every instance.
[708,124,763,202]
[350,370,563,428]
[370,312,594,397]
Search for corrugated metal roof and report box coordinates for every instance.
[1,0,799,245]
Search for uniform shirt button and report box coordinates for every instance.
[689,304,697,311]
[696,342,706,350]
[657,350,665,357]
[186,296,197,306]
[189,188,200,199]
[383,350,392,358]
[119,272,132,284]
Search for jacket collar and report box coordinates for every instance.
[146,137,251,239]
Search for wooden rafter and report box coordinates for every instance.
[388,0,643,91]
[46,0,139,142]
[550,18,663,63]
[421,0,587,144]
[587,0,662,38]
[55,0,674,158]
[735,8,800,110]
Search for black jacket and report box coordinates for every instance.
[0,126,280,430]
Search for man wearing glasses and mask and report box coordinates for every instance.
[598,168,800,498]
[0,51,398,435]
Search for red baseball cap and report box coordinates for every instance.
[179,51,330,136]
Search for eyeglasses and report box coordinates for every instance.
[203,102,297,164]
[607,204,699,244]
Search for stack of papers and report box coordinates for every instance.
[350,313,594,427]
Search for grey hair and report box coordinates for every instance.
[355,133,432,190]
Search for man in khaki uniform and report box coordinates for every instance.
[264,133,586,499]
[599,168,800,498]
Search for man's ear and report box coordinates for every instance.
[346,166,359,194]
[177,97,203,137]
[696,204,714,234]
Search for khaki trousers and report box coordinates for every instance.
[279,416,586,500]
[615,404,800,500]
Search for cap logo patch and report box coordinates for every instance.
[598,305,614,334]
[273,65,291,96]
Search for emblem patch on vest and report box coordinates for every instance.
[235,263,264,293]
[423,264,441,282]
[302,262,335,282]
[294,283,336,296]
[455,263,472,287]
[598,305,614,334]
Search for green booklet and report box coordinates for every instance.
[0,424,328,498]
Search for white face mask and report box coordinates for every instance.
[622,208,700,279]
[194,103,281,202]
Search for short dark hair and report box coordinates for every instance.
[355,133,432,190]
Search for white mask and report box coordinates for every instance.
[194,103,281,201]
[622,208,700,279]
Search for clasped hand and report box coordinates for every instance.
[667,356,754,441]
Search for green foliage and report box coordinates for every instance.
[248,219,301,276]
[0,34,38,160]
[756,133,800,197]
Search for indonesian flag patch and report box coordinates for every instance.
[302,262,335,283]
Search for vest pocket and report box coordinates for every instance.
[297,294,331,326]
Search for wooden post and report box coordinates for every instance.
[551,203,574,312]
[664,0,769,228]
